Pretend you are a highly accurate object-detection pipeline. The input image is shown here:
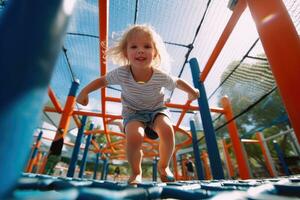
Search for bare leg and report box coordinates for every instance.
[153,115,175,181]
[125,120,145,184]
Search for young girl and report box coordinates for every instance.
[76,24,200,184]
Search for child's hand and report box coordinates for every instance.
[188,89,200,101]
[76,91,89,106]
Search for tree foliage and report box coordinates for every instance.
[213,54,295,177]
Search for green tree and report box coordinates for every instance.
[214,54,293,177]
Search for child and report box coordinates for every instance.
[76,24,200,184]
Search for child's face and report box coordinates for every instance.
[126,31,156,69]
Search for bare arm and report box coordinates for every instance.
[76,76,108,106]
[176,79,200,101]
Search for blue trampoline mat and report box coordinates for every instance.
[10,173,300,200]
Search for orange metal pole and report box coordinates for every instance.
[221,96,251,179]
[201,151,212,180]
[256,132,277,177]
[200,0,246,82]
[26,141,42,172]
[222,139,234,178]
[172,152,178,180]
[73,110,122,119]
[166,102,199,111]
[34,151,43,173]
[99,0,113,150]
[241,139,259,144]
[52,95,77,141]
[175,100,192,129]
[38,154,48,174]
[48,87,63,112]
[246,0,300,143]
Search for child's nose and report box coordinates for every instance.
[137,50,144,54]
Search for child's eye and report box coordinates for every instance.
[130,45,137,49]
[144,45,152,49]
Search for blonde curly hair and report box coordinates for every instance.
[107,24,171,72]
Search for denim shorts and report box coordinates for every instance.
[123,107,171,130]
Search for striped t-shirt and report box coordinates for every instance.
[106,65,178,118]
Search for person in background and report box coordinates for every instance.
[113,166,120,181]
[185,156,195,180]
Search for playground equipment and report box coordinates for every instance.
[222,126,300,178]
[1,0,300,199]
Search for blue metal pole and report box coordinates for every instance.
[78,123,94,178]
[31,131,44,161]
[273,140,290,176]
[190,120,205,180]
[0,0,75,198]
[152,157,158,181]
[104,163,110,180]
[101,159,108,180]
[93,153,100,179]
[189,58,225,179]
[67,116,87,177]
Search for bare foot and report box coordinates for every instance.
[157,162,175,182]
[127,174,142,185]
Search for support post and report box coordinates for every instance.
[190,120,205,180]
[246,0,300,143]
[152,157,158,182]
[0,0,75,198]
[44,80,80,175]
[256,132,277,177]
[189,58,224,179]
[26,131,43,173]
[67,116,87,177]
[222,139,234,178]
[273,140,290,176]
[221,96,251,179]
[79,123,94,178]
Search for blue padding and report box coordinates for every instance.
[0,0,74,198]
[274,180,300,197]
[161,186,210,199]
[78,188,148,200]
[16,178,54,190]
[90,180,128,190]
[13,189,78,200]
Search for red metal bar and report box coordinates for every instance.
[98,0,113,151]
[48,87,63,112]
[222,139,234,178]
[172,151,178,180]
[241,139,259,144]
[166,102,199,111]
[26,139,42,173]
[175,100,192,128]
[221,96,251,179]
[201,151,212,180]
[106,96,121,103]
[256,132,276,177]
[52,95,76,141]
[200,0,246,82]
[73,110,122,119]
[246,0,300,144]
[210,107,225,114]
